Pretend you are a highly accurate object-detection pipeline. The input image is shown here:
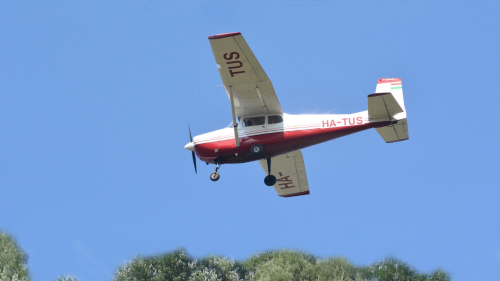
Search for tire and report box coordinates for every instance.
[250,144,263,156]
[210,172,220,181]
[264,175,277,186]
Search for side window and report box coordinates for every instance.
[268,115,283,125]
[243,116,265,127]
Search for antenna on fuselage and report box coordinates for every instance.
[325,108,337,114]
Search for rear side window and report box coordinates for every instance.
[243,116,265,127]
[268,115,283,124]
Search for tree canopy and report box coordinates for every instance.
[0,232,30,281]
[114,249,450,281]
[0,231,450,281]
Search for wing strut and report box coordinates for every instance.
[228,86,240,147]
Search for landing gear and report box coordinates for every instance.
[210,163,221,181]
[251,144,263,156]
[264,158,276,186]
[264,175,276,186]
[210,172,220,181]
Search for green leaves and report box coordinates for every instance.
[0,233,30,281]
[0,230,451,281]
[245,250,316,281]
[112,250,450,281]
[114,248,192,281]
[113,249,247,281]
[361,258,451,281]
[52,275,79,281]
[314,257,362,281]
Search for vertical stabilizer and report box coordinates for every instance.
[371,78,409,143]
[375,78,406,120]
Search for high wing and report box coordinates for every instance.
[258,150,310,198]
[209,32,283,117]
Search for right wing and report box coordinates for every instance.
[208,32,283,117]
[258,150,310,198]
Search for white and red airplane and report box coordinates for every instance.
[184,32,409,198]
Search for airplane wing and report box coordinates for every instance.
[209,32,283,117]
[258,150,310,198]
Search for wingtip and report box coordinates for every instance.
[208,32,241,40]
[280,190,310,198]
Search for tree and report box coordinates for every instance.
[244,250,316,281]
[0,232,30,281]
[361,258,451,281]
[190,256,246,281]
[314,257,363,281]
[0,230,452,281]
[52,275,79,281]
[428,270,451,281]
[114,248,192,281]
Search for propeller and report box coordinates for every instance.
[189,125,197,174]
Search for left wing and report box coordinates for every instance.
[208,32,283,117]
[258,150,310,198]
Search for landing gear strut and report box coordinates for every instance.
[264,158,276,186]
[210,163,221,181]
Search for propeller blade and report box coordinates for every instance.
[192,151,197,174]
[189,125,197,174]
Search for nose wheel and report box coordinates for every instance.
[210,163,221,181]
[210,172,220,181]
[264,158,277,186]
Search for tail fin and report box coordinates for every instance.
[369,78,409,143]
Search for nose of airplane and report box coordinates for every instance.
[184,142,195,151]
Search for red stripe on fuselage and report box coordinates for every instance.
[195,122,389,164]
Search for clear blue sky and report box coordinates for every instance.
[1,1,498,280]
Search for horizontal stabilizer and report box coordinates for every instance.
[368,92,403,121]
[375,119,409,143]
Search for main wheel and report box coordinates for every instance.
[250,144,264,156]
[210,172,220,181]
[264,175,277,186]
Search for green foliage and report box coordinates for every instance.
[191,255,246,281]
[52,275,79,281]
[0,231,451,281]
[244,250,316,281]
[361,258,451,281]
[428,270,451,281]
[113,251,451,281]
[245,252,363,281]
[0,232,30,281]
[114,248,192,281]
[314,257,363,281]
[113,248,247,281]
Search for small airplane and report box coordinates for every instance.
[184,32,409,198]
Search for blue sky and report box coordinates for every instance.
[0,1,499,280]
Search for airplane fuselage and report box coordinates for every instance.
[192,111,392,165]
